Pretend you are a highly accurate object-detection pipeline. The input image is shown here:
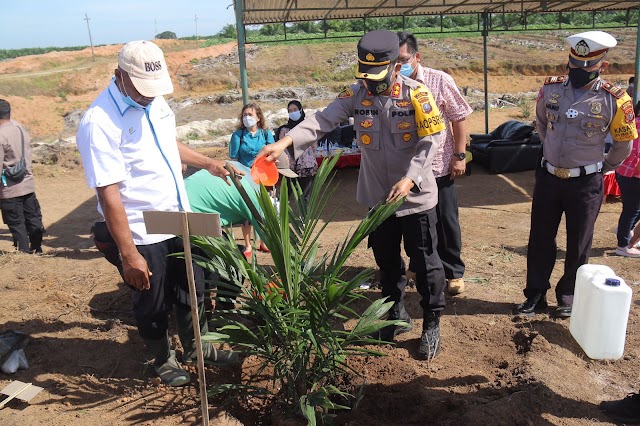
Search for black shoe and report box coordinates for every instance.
[600,393,640,424]
[514,294,548,316]
[553,295,573,318]
[554,304,572,318]
[375,317,413,342]
[419,312,441,360]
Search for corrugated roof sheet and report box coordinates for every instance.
[240,0,639,25]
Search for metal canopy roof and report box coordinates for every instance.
[239,0,640,25]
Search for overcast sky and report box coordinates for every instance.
[0,0,237,50]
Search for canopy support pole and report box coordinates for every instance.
[234,0,249,105]
[633,8,639,107]
[482,12,489,133]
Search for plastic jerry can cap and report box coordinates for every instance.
[604,278,620,287]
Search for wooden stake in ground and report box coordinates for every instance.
[143,210,221,426]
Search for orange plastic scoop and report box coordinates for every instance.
[250,156,279,186]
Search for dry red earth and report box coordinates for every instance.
[1,31,639,425]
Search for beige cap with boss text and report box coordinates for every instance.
[118,40,174,97]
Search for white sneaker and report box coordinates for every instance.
[613,227,639,248]
[615,246,640,258]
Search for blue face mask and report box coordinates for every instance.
[114,76,146,110]
[400,63,415,78]
[123,95,145,110]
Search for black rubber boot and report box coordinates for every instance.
[143,334,190,387]
[376,302,413,342]
[419,311,441,360]
[175,303,239,366]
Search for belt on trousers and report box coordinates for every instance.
[542,159,603,179]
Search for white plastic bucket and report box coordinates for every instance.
[570,264,632,360]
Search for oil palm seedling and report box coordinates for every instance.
[191,156,406,425]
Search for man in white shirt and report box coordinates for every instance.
[77,40,238,386]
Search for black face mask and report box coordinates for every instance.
[363,66,396,95]
[568,67,600,88]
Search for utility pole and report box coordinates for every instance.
[194,14,199,42]
[84,13,95,62]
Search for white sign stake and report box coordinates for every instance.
[0,381,43,409]
[143,210,221,426]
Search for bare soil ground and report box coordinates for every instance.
[1,30,639,425]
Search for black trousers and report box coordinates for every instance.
[116,237,206,340]
[525,168,603,302]
[435,175,465,279]
[369,208,446,314]
[288,175,315,204]
[0,192,44,252]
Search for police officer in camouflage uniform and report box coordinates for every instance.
[259,30,447,359]
[516,31,638,318]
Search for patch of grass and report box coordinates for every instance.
[186,130,200,140]
[519,98,533,119]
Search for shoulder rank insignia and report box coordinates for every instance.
[391,82,401,98]
[544,75,567,85]
[602,81,626,99]
[337,87,354,99]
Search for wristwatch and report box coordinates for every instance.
[453,152,466,161]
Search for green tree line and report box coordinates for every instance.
[2,10,637,60]
[0,45,99,61]
[221,10,638,39]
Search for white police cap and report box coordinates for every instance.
[566,31,617,68]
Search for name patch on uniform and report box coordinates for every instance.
[360,134,371,145]
[546,103,559,111]
[361,99,373,107]
[360,119,374,129]
[391,110,415,118]
[337,88,354,98]
[355,109,379,116]
[410,86,446,137]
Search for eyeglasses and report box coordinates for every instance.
[398,54,415,65]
